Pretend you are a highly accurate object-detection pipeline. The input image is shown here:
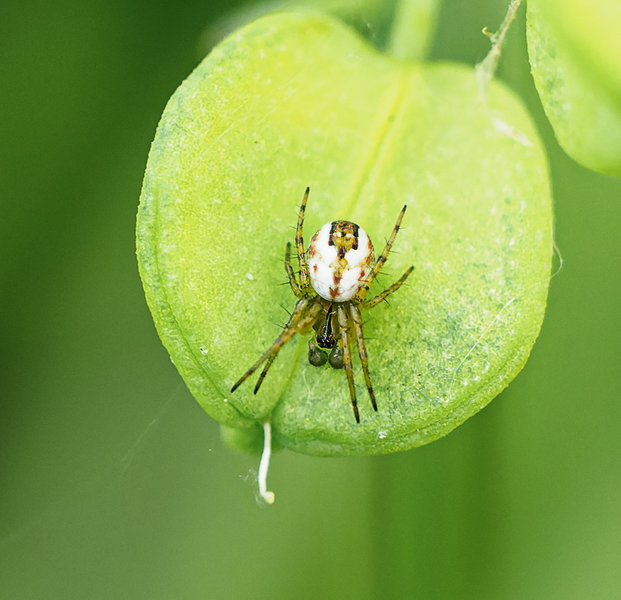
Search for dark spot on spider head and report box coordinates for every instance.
[328,220,359,254]
[314,308,337,349]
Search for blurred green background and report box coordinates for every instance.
[2,1,620,598]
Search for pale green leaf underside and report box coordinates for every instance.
[137,13,552,456]
[545,0,621,105]
[527,0,621,177]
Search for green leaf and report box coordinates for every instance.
[545,0,621,104]
[136,12,552,456]
[203,0,440,62]
[527,0,621,177]
[201,0,398,53]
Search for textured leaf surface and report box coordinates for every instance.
[137,13,552,456]
[527,0,621,177]
[546,0,621,103]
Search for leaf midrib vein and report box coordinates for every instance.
[277,67,413,410]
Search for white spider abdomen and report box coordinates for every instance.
[307,220,375,302]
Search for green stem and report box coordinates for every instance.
[386,0,440,61]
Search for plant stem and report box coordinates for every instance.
[386,0,440,61]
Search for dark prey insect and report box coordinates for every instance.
[230,187,414,423]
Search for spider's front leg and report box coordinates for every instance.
[230,298,321,394]
[348,303,377,412]
[336,304,360,423]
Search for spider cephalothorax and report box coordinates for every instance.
[231,187,414,423]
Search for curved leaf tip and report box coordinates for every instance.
[527,0,621,177]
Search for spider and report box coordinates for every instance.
[231,187,414,423]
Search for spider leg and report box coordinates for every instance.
[254,293,317,392]
[337,304,359,423]
[362,265,415,310]
[285,241,302,297]
[231,298,321,393]
[254,299,306,392]
[296,187,311,291]
[253,355,276,394]
[355,204,407,302]
[348,304,377,412]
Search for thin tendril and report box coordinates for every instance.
[475,0,532,146]
[476,0,523,94]
[258,421,275,505]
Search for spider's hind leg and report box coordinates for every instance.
[362,265,415,309]
[295,187,312,292]
[354,204,407,303]
[285,242,302,297]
